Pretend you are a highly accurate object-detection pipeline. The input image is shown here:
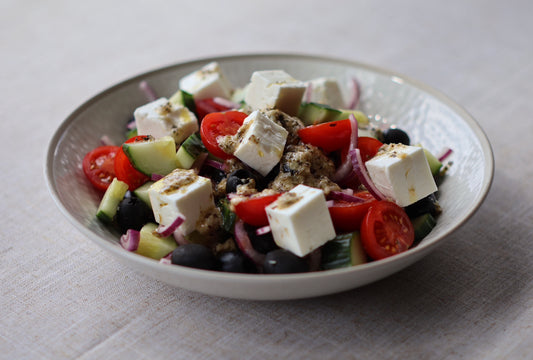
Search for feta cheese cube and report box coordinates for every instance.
[244,70,306,116]
[304,77,345,109]
[266,185,336,257]
[179,62,233,100]
[134,97,198,145]
[232,110,288,176]
[148,169,215,236]
[365,144,438,207]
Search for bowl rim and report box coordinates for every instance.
[44,52,495,288]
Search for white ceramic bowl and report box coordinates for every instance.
[45,54,494,300]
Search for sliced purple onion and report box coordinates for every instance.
[100,135,115,146]
[255,225,271,236]
[326,200,335,208]
[234,219,265,269]
[139,81,157,102]
[159,253,172,265]
[305,82,313,103]
[332,113,358,183]
[212,97,240,109]
[151,173,164,181]
[120,229,140,251]
[349,148,387,201]
[438,148,453,162]
[156,215,186,237]
[347,77,361,109]
[327,191,366,203]
[173,229,189,246]
[127,120,137,130]
[204,159,226,171]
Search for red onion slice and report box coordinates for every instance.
[212,97,240,109]
[156,215,186,237]
[151,173,164,181]
[349,148,386,201]
[100,135,115,146]
[347,77,361,109]
[234,219,265,268]
[438,148,453,162]
[139,81,157,102]
[332,114,358,183]
[120,229,140,251]
[327,191,366,203]
[173,229,189,246]
[255,225,271,236]
[305,82,313,103]
[204,159,226,171]
[159,252,172,265]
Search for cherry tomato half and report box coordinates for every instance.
[234,193,282,227]
[82,145,120,192]
[115,136,151,191]
[195,98,233,121]
[360,201,414,260]
[200,111,247,160]
[328,191,377,233]
[297,119,352,153]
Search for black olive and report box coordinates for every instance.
[226,169,256,193]
[245,223,279,254]
[171,244,218,270]
[218,251,256,273]
[116,195,154,233]
[263,249,309,274]
[200,166,226,184]
[383,128,410,145]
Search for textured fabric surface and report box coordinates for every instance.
[1,0,532,359]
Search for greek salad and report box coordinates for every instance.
[82,62,451,274]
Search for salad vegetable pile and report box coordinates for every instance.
[82,62,451,274]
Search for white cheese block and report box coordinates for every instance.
[134,97,198,145]
[148,169,215,236]
[178,62,233,100]
[266,185,336,257]
[365,144,438,207]
[233,110,288,176]
[244,70,306,116]
[304,77,345,109]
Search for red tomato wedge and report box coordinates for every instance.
[297,119,352,153]
[115,136,150,191]
[328,191,377,233]
[357,136,383,162]
[82,145,120,192]
[195,98,233,121]
[200,111,247,160]
[234,194,282,227]
[360,201,414,260]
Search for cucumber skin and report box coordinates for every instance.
[122,136,177,176]
[321,232,366,270]
[96,178,129,223]
[175,133,207,169]
[298,102,342,125]
[132,181,154,208]
[412,213,437,242]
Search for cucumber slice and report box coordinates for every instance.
[412,213,437,242]
[218,198,236,234]
[175,133,207,169]
[321,231,367,270]
[420,147,443,176]
[298,102,342,125]
[136,222,178,259]
[132,181,154,207]
[336,109,370,127]
[123,135,177,176]
[96,178,129,223]
[169,89,197,115]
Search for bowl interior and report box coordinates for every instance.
[46,54,493,300]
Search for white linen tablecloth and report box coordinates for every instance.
[1,0,532,359]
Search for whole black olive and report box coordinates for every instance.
[263,249,309,274]
[383,128,410,145]
[171,244,218,270]
[116,195,154,233]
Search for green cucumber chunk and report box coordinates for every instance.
[175,133,208,169]
[123,135,177,176]
[420,147,443,176]
[321,231,367,270]
[169,90,197,115]
[136,222,178,259]
[132,181,154,208]
[412,213,437,242]
[96,178,129,223]
[218,198,236,234]
[336,109,370,128]
[298,102,342,125]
